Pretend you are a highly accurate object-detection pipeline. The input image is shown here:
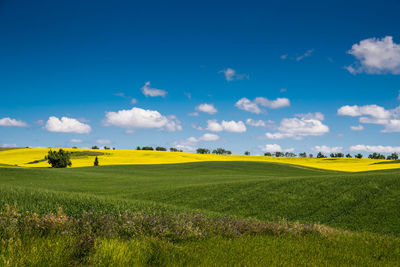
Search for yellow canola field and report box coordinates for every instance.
[0,148,399,172]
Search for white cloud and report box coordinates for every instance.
[195,103,218,114]
[398,90,400,100]
[141,81,167,97]
[255,97,290,109]
[0,117,27,127]
[280,54,288,59]
[206,120,246,133]
[338,105,391,119]
[70,139,83,143]
[235,97,290,114]
[350,145,400,153]
[174,133,219,151]
[265,113,329,140]
[313,145,343,154]
[221,68,235,81]
[97,139,111,145]
[45,116,91,134]
[188,112,199,117]
[295,112,324,120]
[131,98,138,104]
[235,98,262,114]
[345,36,400,74]
[259,144,294,153]
[246,119,266,127]
[296,49,314,61]
[381,120,400,132]
[338,104,400,132]
[350,125,364,131]
[104,107,182,132]
[199,133,220,141]
[220,68,249,81]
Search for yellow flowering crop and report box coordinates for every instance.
[0,148,399,172]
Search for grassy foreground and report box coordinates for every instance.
[0,161,400,265]
[2,147,400,171]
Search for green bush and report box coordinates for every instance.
[45,149,72,168]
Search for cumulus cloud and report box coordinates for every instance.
[338,104,400,132]
[246,119,266,127]
[345,36,400,74]
[199,133,220,141]
[350,125,364,131]
[350,145,400,153]
[235,98,262,114]
[104,107,181,132]
[313,145,343,154]
[206,120,246,133]
[255,97,290,109]
[338,105,391,119]
[173,133,219,151]
[235,97,290,114]
[259,144,294,153]
[45,116,91,134]
[265,113,329,140]
[219,68,249,81]
[195,103,218,114]
[382,120,400,132]
[141,81,167,97]
[0,117,27,127]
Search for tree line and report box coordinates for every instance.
[196,148,232,155]
[262,151,398,160]
[135,146,183,152]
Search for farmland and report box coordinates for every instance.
[0,152,400,265]
[2,147,400,172]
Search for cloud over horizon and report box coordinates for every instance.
[206,119,246,133]
[265,113,329,140]
[45,116,91,134]
[104,107,182,132]
[338,104,400,132]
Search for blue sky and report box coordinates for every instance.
[1,0,400,155]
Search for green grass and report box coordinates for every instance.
[3,233,400,266]
[0,161,400,265]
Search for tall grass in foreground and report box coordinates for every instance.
[1,205,400,266]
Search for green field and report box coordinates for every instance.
[1,162,400,265]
